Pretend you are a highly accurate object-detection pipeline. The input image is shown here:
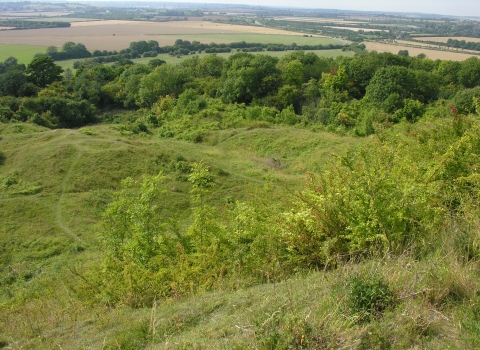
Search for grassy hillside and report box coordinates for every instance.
[2,118,480,349]
[0,121,363,348]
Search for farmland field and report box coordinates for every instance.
[0,43,47,63]
[273,17,366,24]
[324,26,382,32]
[0,20,342,51]
[364,41,478,61]
[412,36,480,43]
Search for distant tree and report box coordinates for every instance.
[61,42,91,59]
[26,56,63,88]
[148,58,166,68]
[0,69,28,96]
[398,50,409,57]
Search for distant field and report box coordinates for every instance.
[365,41,478,61]
[23,17,98,22]
[324,26,382,32]
[273,17,365,25]
[0,43,46,63]
[150,33,340,45]
[413,36,480,43]
[0,20,341,51]
[0,11,71,17]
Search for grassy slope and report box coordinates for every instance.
[0,122,363,348]
[0,44,48,64]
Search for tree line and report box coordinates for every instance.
[1,47,480,133]
[0,20,70,29]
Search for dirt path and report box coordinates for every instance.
[55,143,84,244]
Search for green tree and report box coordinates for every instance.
[25,56,63,88]
[219,53,281,104]
[137,64,188,107]
[365,66,417,110]
[281,59,304,88]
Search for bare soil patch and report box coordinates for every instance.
[365,41,477,61]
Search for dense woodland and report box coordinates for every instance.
[2,41,480,348]
[3,46,480,134]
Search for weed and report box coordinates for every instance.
[347,272,395,321]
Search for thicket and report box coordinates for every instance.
[78,109,480,307]
[3,48,480,134]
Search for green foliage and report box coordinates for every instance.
[0,96,96,128]
[347,273,395,321]
[1,171,42,195]
[25,56,63,88]
[281,116,480,267]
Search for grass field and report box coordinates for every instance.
[1,120,479,348]
[143,33,341,45]
[0,121,364,348]
[0,43,47,63]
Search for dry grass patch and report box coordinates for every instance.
[365,41,478,61]
[0,20,325,51]
[413,36,480,43]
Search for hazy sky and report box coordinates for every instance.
[190,0,480,17]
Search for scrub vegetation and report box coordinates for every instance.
[1,16,480,349]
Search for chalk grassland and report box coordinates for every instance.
[365,41,478,61]
[413,36,480,43]
[0,20,339,51]
[0,43,48,63]
[0,124,362,348]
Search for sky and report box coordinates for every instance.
[184,0,480,17]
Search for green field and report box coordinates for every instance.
[0,43,47,63]
[146,33,343,46]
